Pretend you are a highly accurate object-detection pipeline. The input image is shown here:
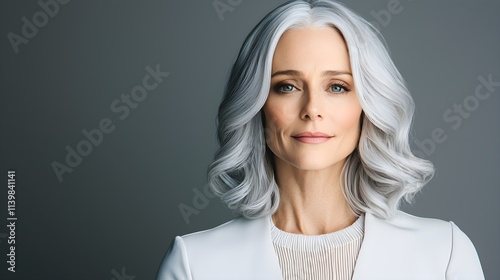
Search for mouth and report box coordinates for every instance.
[291,132,333,144]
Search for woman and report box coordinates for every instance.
[156,0,484,279]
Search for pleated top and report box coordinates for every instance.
[270,214,365,280]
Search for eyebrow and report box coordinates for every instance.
[271,70,352,78]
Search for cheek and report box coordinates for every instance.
[333,103,362,134]
[263,110,285,144]
[263,101,294,138]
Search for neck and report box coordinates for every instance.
[271,156,358,235]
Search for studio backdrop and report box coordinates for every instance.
[1,0,499,279]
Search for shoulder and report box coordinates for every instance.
[363,210,457,255]
[361,210,457,260]
[180,215,267,249]
[370,210,452,233]
[375,210,449,226]
[156,216,281,279]
[367,210,480,255]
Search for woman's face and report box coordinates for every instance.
[262,27,362,171]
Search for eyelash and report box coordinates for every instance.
[273,82,351,94]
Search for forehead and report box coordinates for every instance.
[272,27,351,72]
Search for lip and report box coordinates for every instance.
[292,132,333,144]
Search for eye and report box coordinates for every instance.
[274,83,298,93]
[329,82,351,94]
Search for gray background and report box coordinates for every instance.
[0,0,498,279]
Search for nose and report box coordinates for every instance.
[300,88,324,121]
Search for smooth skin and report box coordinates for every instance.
[262,27,363,235]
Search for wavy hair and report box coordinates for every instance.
[207,0,434,219]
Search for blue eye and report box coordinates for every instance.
[330,83,350,93]
[275,83,297,93]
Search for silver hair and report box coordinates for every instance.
[207,0,434,219]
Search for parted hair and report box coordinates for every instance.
[207,0,434,219]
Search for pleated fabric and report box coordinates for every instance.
[271,214,364,280]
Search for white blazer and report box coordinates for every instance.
[156,211,484,280]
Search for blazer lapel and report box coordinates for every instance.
[352,212,417,279]
[351,212,446,280]
[262,213,396,280]
[352,212,385,279]
[255,215,284,280]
